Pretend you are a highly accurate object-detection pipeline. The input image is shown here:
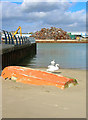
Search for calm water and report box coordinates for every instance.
[19,43,86,69]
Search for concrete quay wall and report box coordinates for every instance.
[36,39,88,43]
[1,43,36,69]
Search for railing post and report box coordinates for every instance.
[23,36,26,44]
[7,31,11,44]
[3,30,7,44]
[23,36,24,44]
[21,36,23,45]
[9,33,14,44]
[18,36,21,45]
[14,35,18,45]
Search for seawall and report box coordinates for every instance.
[1,43,36,69]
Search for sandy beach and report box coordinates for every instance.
[1,68,86,118]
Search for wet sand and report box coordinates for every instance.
[1,68,86,118]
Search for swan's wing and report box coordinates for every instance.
[51,62,55,65]
[48,65,54,68]
[47,68,54,72]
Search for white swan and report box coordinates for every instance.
[47,64,59,72]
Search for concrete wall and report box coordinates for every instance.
[2,43,36,69]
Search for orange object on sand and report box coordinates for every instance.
[1,66,78,89]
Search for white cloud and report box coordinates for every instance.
[23,0,67,2]
[21,1,71,13]
[1,0,87,2]
[2,2,22,19]
[22,0,87,2]
[1,0,23,2]
[1,1,86,32]
[68,22,78,27]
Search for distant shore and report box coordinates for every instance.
[36,39,88,43]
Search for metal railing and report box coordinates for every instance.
[1,30,31,45]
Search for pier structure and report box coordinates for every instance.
[0,30,36,69]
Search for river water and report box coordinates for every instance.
[19,43,86,69]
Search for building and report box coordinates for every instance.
[70,32,87,38]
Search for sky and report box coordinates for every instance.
[0,0,87,33]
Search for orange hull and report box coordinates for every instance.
[1,66,78,89]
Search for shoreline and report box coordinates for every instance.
[1,68,86,118]
[35,39,88,43]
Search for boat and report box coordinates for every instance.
[1,66,78,89]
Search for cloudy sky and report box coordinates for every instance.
[1,0,87,33]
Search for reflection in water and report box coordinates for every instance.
[19,43,86,69]
[18,54,37,68]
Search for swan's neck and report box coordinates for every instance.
[55,64,59,67]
